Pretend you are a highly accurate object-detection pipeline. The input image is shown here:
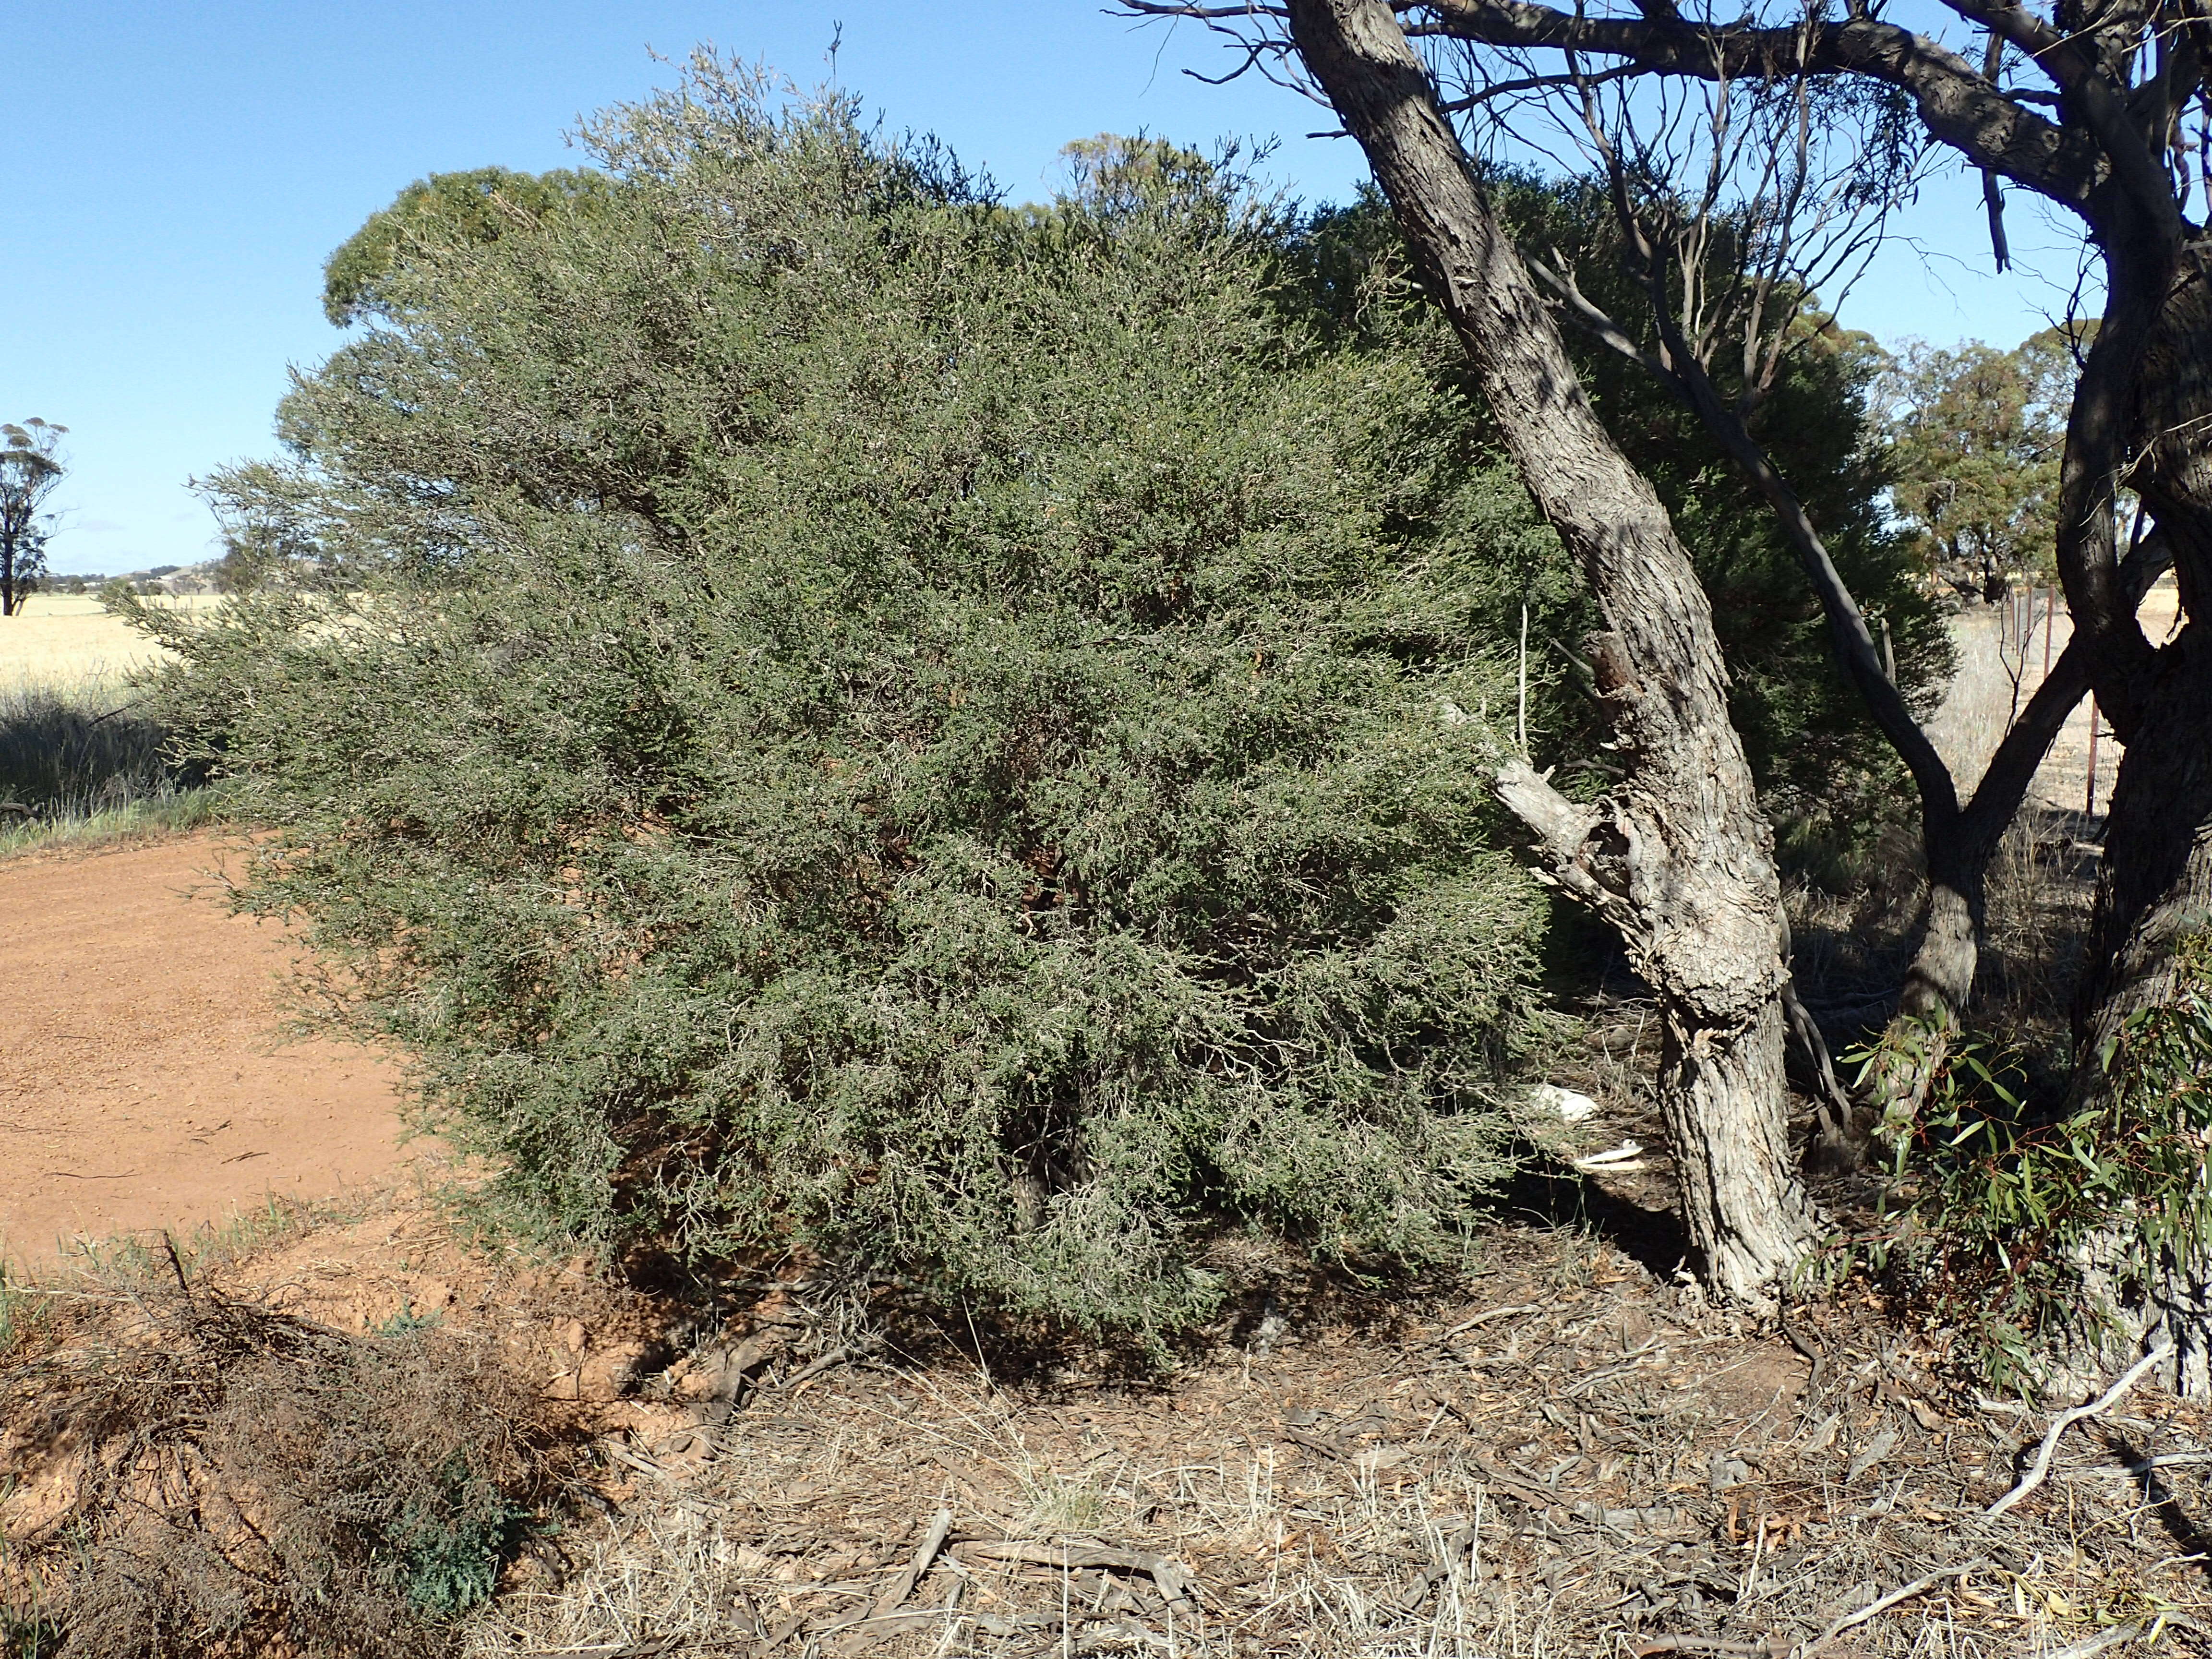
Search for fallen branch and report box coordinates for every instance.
[1283,1426,1347,1461]
[776,1345,863,1391]
[1397,1524,1477,1611]
[873,1507,954,1618]
[1801,1560,1984,1654]
[600,1440,675,1483]
[1631,1561,1986,1659]
[963,1539,1197,1611]
[1986,1343,2174,1518]
[1435,1302,1544,1341]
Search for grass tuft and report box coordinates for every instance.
[0,673,223,858]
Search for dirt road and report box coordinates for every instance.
[0,833,419,1268]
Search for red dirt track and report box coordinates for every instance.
[0,834,419,1268]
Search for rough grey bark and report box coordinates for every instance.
[1283,0,1815,1298]
[1622,327,1978,1140]
[2082,265,2212,1062]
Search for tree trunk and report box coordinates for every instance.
[2074,631,2212,1069]
[1673,998,1817,1289]
[2035,226,2212,1393]
[1286,0,1815,1299]
[2070,247,2212,1090]
[2061,642,2212,1396]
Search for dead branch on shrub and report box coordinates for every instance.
[1,1261,573,1659]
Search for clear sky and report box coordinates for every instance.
[11,3,2089,576]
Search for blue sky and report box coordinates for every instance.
[11,3,2088,576]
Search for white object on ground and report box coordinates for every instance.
[1571,1141,1643,1171]
[1528,1083,1599,1123]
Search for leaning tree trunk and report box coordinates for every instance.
[1853,637,2105,1140]
[1284,0,1815,1299]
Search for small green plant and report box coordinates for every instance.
[384,1453,534,1616]
[373,1302,445,1339]
[0,1613,60,1659]
[0,1273,44,1358]
[1852,933,2212,1389]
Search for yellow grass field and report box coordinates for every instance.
[1929,572,2181,816]
[0,592,217,694]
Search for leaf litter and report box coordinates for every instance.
[454,1226,2212,1659]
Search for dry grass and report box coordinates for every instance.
[13,1188,2211,1659]
[1931,579,2180,819]
[0,593,213,696]
[0,596,227,857]
[460,1228,2212,1659]
[0,1237,577,1659]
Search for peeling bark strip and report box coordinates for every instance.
[1282,0,1815,1297]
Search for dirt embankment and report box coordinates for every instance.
[0,833,420,1268]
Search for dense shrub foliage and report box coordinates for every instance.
[144,66,1565,1337]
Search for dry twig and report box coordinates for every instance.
[1987,1344,2175,1518]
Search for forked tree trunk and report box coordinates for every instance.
[1611,325,2125,1150]
[1284,0,1815,1299]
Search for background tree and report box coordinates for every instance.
[0,419,66,616]
[320,165,610,327]
[1881,333,2069,604]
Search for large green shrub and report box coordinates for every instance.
[147,65,1561,1338]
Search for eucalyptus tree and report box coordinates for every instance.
[1882,335,2070,606]
[0,419,65,616]
[1130,0,2212,1373]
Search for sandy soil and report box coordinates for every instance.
[0,832,421,1267]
